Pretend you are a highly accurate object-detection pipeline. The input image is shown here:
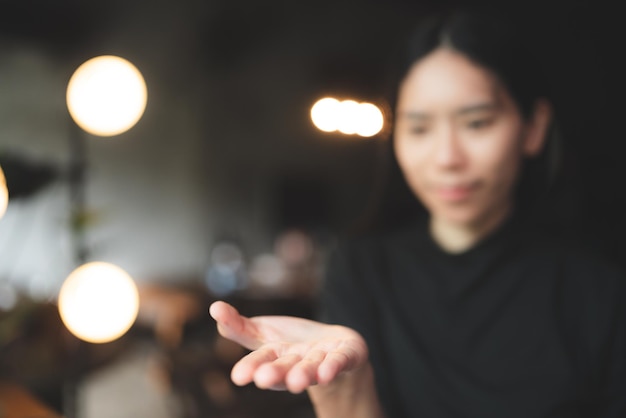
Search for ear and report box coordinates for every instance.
[522,99,552,157]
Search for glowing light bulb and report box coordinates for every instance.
[67,56,147,137]
[0,165,8,219]
[311,97,340,132]
[58,262,139,343]
[337,100,361,135]
[356,103,384,137]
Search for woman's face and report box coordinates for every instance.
[394,48,546,229]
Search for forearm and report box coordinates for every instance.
[308,362,387,418]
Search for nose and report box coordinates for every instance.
[434,126,465,169]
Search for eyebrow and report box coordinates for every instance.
[455,102,499,116]
[397,102,500,120]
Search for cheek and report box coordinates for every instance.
[475,136,524,191]
[394,138,424,183]
[394,139,433,207]
[393,138,409,173]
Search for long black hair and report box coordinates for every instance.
[353,9,564,235]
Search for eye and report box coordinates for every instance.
[467,118,494,130]
[409,125,429,135]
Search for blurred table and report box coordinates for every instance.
[0,381,62,418]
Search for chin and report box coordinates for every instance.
[431,205,485,228]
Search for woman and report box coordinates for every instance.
[210,11,626,417]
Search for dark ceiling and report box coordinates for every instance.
[1,0,621,88]
[2,0,622,158]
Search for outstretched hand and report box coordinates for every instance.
[209,301,368,394]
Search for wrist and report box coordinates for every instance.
[308,362,386,418]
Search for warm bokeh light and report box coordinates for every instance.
[336,100,361,135]
[66,55,147,137]
[310,97,384,137]
[0,165,8,219]
[310,97,340,132]
[356,102,384,137]
[58,262,139,343]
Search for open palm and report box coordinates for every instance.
[209,301,368,394]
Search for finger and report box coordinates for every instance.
[231,348,279,386]
[317,349,353,384]
[254,353,303,390]
[285,349,326,393]
[208,301,242,330]
[209,301,261,350]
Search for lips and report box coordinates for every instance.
[432,183,477,202]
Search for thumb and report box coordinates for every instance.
[209,301,262,350]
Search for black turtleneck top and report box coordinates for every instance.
[320,214,626,417]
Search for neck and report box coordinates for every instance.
[429,204,512,254]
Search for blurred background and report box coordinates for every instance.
[0,0,624,417]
